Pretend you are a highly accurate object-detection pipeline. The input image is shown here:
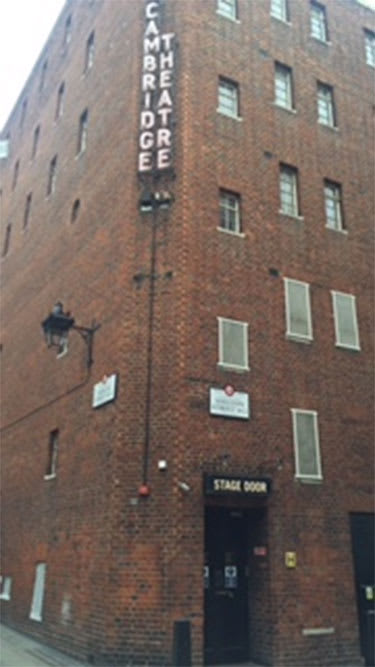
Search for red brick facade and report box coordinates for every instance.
[0,1,374,665]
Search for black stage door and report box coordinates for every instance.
[350,513,375,667]
[204,507,249,665]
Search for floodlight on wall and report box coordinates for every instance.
[41,302,100,368]
[139,189,173,212]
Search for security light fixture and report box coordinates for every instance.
[42,302,100,367]
[139,189,173,212]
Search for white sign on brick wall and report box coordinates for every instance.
[92,374,118,408]
[209,387,250,420]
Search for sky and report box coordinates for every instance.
[0,0,65,130]
[0,0,374,130]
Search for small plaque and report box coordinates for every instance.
[210,387,250,420]
[285,552,297,568]
[92,374,118,408]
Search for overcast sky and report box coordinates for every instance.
[0,0,65,130]
[0,0,374,131]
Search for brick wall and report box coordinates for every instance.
[0,0,373,665]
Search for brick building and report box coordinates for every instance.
[0,0,374,665]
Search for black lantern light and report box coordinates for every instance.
[42,302,100,367]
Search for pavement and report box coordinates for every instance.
[2,623,362,667]
[0,624,265,667]
[0,624,88,667]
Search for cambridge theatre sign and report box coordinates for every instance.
[138,0,176,173]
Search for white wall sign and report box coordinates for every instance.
[138,0,176,173]
[92,374,118,408]
[209,387,250,419]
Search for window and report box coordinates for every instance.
[279,164,300,217]
[291,410,322,480]
[63,14,72,48]
[218,78,240,118]
[20,99,27,130]
[77,109,89,155]
[271,0,289,22]
[364,30,375,67]
[31,125,40,159]
[218,317,249,371]
[2,225,11,258]
[331,291,360,350]
[85,31,95,72]
[45,430,59,478]
[55,82,65,120]
[284,278,313,342]
[0,576,12,600]
[39,60,48,93]
[217,0,238,20]
[324,180,344,231]
[219,190,241,233]
[71,199,81,223]
[310,1,328,42]
[23,193,32,230]
[29,563,47,622]
[274,63,294,110]
[317,83,336,127]
[47,155,57,196]
[0,139,9,159]
[12,160,19,190]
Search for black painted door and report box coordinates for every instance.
[204,507,249,665]
[350,513,375,667]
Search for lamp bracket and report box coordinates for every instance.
[72,321,101,368]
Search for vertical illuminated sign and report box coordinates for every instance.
[138,0,176,173]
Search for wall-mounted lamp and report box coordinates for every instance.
[41,302,100,368]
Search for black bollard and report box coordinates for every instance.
[172,619,192,666]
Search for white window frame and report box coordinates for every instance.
[45,430,59,479]
[317,83,335,127]
[85,31,95,72]
[217,0,238,21]
[291,409,322,481]
[218,78,240,118]
[331,291,360,351]
[29,563,47,622]
[77,109,89,155]
[0,576,12,600]
[217,317,249,371]
[32,125,40,160]
[64,15,72,47]
[284,278,313,343]
[364,30,375,67]
[2,224,12,258]
[55,82,65,121]
[47,156,57,196]
[279,165,299,217]
[324,181,343,231]
[310,1,328,42]
[219,190,241,234]
[270,0,289,23]
[274,63,293,110]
